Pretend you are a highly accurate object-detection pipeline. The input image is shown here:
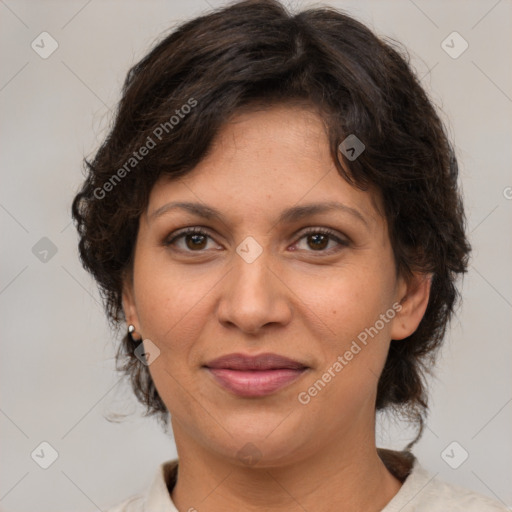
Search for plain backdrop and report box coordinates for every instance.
[1,0,511,510]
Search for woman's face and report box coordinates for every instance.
[123,104,429,466]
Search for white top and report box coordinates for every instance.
[106,450,509,511]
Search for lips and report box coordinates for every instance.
[203,353,309,397]
[205,353,307,371]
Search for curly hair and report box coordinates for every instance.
[71,0,471,445]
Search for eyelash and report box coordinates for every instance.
[164,226,349,256]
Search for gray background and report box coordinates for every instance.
[1,0,511,510]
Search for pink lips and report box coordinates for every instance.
[204,353,308,397]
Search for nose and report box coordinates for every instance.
[216,248,293,335]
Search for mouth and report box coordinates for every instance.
[203,353,309,398]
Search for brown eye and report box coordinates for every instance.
[306,233,329,251]
[293,228,349,255]
[184,233,208,250]
[165,227,218,252]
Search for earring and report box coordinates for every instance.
[128,324,140,342]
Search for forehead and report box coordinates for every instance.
[145,104,383,228]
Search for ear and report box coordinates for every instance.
[122,273,140,337]
[390,272,432,340]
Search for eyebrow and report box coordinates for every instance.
[149,200,369,227]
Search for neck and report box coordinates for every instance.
[170,420,404,512]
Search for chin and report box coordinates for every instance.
[207,418,312,469]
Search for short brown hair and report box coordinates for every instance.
[72,0,471,445]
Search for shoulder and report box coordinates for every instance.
[382,451,509,512]
[104,494,144,512]
[409,466,508,511]
[104,459,179,512]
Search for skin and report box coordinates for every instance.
[122,104,431,512]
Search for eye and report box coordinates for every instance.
[164,227,220,252]
[291,227,349,254]
[164,226,349,255]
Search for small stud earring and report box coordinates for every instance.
[128,324,140,342]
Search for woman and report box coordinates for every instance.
[71,0,507,510]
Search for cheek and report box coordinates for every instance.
[297,268,396,410]
[298,262,396,338]
[132,253,217,349]
[134,265,216,411]
[296,263,397,396]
